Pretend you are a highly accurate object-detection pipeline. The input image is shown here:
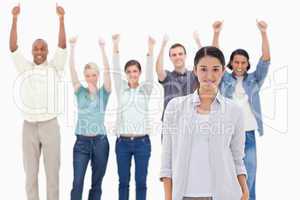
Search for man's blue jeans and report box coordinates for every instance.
[244,131,257,200]
[71,135,109,200]
[116,135,151,200]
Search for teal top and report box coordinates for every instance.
[75,85,110,136]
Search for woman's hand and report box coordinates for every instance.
[69,36,78,45]
[241,191,249,200]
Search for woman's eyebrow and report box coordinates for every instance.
[213,65,222,68]
[199,65,222,68]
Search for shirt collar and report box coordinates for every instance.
[191,89,225,110]
[124,82,141,91]
[231,72,248,80]
[172,69,188,76]
[33,61,48,68]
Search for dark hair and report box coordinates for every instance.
[169,43,187,56]
[227,49,251,70]
[194,46,225,68]
[124,60,142,72]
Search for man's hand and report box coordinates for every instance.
[256,19,268,33]
[56,3,65,19]
[12,4,20,19]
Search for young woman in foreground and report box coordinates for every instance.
[160,46,249,200]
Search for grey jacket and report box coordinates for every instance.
[160,91,247,200]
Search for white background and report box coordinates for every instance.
[0,0,299,199]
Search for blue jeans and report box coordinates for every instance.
[116,135,151,200]
[244,131,257,200]
[71,135,109,200]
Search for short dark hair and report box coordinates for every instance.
[124,60,142,72]
[227,49,251,71]
[169,43,187,56]
[194,46,225,68]
[32,38,48,48]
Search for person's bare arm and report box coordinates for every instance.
[155,35,168,82]
[10,4,20,52]
[99,38,111,92]
[257,20,270,61]
[212,20,223,48]
[253,20,271,86]
[68,37,81,91]
[162,178,172,200]
[56,4,66,49]
[238,175,249,200]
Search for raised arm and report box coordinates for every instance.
[257,20,271,61]
[98,38,111,92]
[10,4,20,52]
[212,20,223,48]
[155,35,168,82]
[112,34,123,100]
[143,36,156,95]
[56,4,66,49]
[68,37,81,91]
[193,30,202,49]
[254,20,271,86]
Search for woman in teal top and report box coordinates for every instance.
[69,37,111,200]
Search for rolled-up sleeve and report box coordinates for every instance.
[230,106,247,177]
[254,58,271,88]
[158,70,171,84]
[160,98,178,181]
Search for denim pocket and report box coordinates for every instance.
[141,137,151,153]
[73,139,89,154]
[116,137,122,144]
[141,137,151,145]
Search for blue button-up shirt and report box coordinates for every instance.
[219,58,270,136]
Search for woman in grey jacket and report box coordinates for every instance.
[160,46,249,200]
